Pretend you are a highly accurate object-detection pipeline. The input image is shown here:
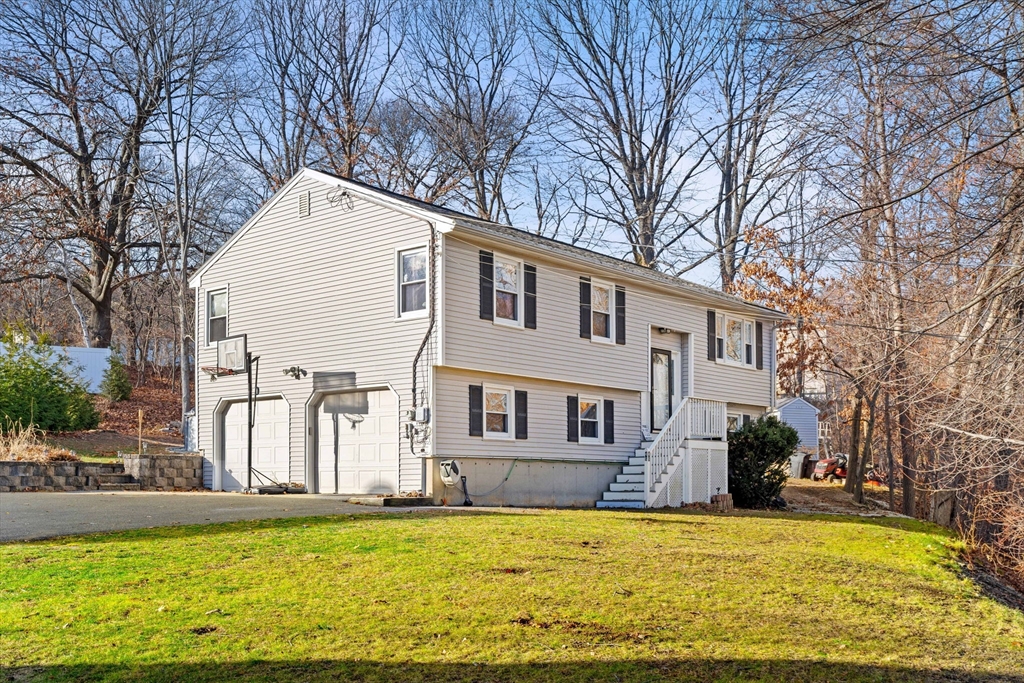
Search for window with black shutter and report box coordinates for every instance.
[706,310,716,361]
[756,321,764,370]
[614,286,625,345]
[567,395,579,442]
[515,390,528,439]
[469,385,483,436]
[524,264,537,329]
[603,399,614,444]
[579,278,591,339]
[479,251,494,320]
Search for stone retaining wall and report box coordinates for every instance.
[0,454,204,492]
[123,453,204,491]
[0,462,92,492]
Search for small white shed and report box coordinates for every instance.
[777,396,820,454]
[56,347,111,394]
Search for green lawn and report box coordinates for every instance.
[2,509,1023,682]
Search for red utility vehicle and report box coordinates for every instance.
[812,454,848,483]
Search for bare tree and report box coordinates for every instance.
[533,0,719,267]
[407,0,546,223]
[308,0,403,180]
[0,0,223,348]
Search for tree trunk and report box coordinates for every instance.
[845,396,862,492]
[854,398,876,504]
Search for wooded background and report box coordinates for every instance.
[1,0,1022,575]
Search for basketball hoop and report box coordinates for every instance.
[199,366,236,380]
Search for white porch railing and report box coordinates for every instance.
[644,397,727,507]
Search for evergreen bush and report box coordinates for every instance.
[100,353,132,402]
[0,330,100,433]
[727,414,799,508]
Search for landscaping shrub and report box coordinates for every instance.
[100,353,132,402]
[0,330,100,433]
[728,415,799,508]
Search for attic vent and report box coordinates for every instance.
[298,190,311,217]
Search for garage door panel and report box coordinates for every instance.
[222,399,290,492]
[316,389,398,495]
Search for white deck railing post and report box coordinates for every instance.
[643,396,728,507]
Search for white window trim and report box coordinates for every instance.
[589,280,615,344]
[206,288,228,348]
[482,384,515,440]
[578,395,603,444]
[395,244,429,320]
[727,412,753,433]
[715,311,756,369]
[492,253,524,329]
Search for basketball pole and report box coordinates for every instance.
[245,351,260,493]
[246,351,253,492]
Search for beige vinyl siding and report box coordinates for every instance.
[442,233,774,408]
[434,367,641,462]
[195,175,432,491]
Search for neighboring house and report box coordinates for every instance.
[189,169,787,508]
[776,396,820,456]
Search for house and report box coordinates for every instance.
[776,396,820,456]
[188,169,787,508]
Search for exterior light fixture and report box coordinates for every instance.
[282,366,307,380]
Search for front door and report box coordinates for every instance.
[651,349,673,431]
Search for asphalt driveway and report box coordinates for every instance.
[0,492,427,542]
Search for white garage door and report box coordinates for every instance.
[223,398,290,491]
[317,389,398,494]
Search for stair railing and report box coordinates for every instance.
[644,397,691,505]
[644,397,729,507]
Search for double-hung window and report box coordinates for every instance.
[207,290,228,345]
[398,248,427,316]
[494,257,520,324]
[579,397,601,442]
[591,282,612,341]
[714,311,755,368]
[484,386,513,439]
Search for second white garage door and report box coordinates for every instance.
[317,389,398,494]
[223,398,290,491]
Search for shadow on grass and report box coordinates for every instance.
[19,509,539,546]
[5,658,1022,683]
[633,505,945,535]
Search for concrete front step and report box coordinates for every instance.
[616,474,643,483]
[609,482,644,492]
[621,465,644,475]
[596,500,645,509]
[630,453,646,463]
[602,491,645,501]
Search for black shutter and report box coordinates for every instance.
[756,321,764,370]
[579,277,591,339]
[603,400,614,444]
[668,356,674,397]
[567,395,579,442]
[614,286,626,345]
[469,385,483,436]
[524,264,537,329]
[515,390,528,439]
[707,310,716,361]
[479,251,494,321]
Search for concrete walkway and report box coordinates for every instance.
[0,491,434,542]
